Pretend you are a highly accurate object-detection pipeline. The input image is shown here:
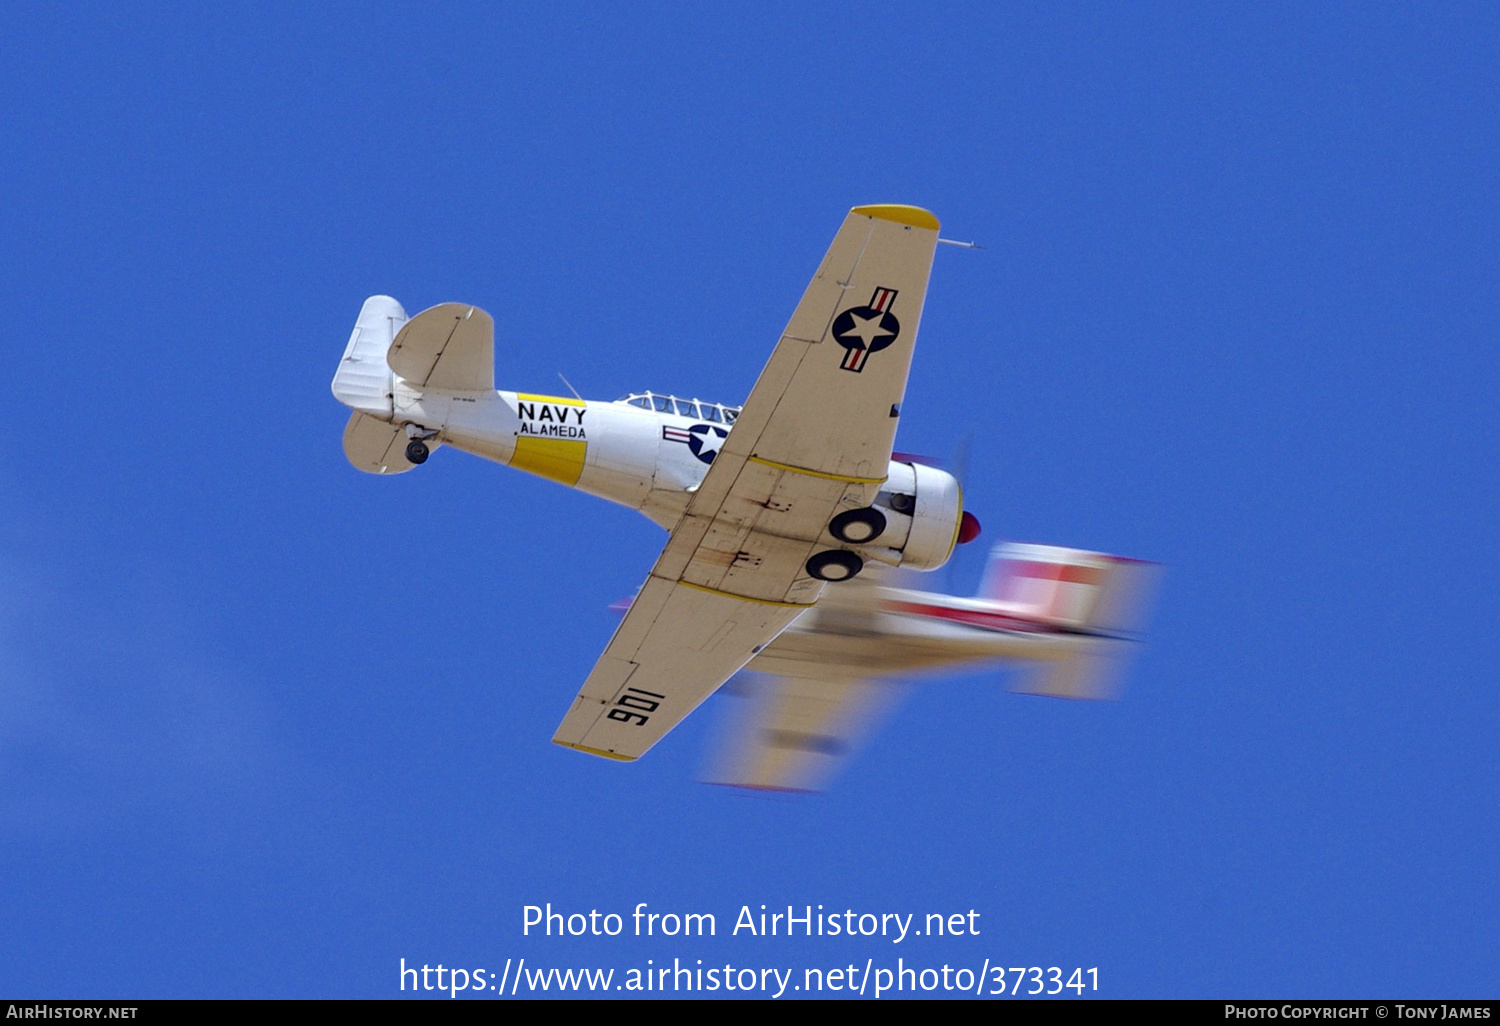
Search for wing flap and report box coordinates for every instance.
[656,463,873,604]
[677,463,867,603]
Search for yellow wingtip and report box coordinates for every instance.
[851,204,940,231]
[553,740,638,762]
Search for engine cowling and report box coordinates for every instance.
[820,460,970,572]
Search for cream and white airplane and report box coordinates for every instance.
[331,204,1153,781]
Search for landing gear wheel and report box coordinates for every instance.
[805,549,863,582]
[828,507,888,544]
[405,439,430,465]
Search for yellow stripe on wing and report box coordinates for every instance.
[678,580,817,609]
[553,740,637,762]
[850,204,940,231]
[748,455,886,485]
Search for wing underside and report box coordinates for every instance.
[554,205,941,761]
[552,577,809,760]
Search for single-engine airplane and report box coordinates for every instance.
[331,204,1154,774]
[704,539,1156,791]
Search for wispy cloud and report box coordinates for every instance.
[0,520,273,838]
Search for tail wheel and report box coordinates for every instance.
[806,549,863,582]
[828,507,888,544]
[405,439,430,464]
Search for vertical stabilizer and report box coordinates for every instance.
[332,295,408,418]
[978,542,1160,699]
[979,542,1109,628]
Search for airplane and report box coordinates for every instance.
[703,539,1156,792]
[330,204,1154,775]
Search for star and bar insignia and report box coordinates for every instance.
[830,286,900,373]
[663,423,728,464]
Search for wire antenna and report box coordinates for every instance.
[557,372,583,401]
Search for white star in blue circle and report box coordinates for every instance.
[687,424,728,464]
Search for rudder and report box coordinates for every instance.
[332,295,408,418]
[978,542,1160,700]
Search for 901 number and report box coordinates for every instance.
[606,687,665,727]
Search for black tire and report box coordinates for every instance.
[828,507,888,544]
[806,549,863,582]
[405,439,430,465]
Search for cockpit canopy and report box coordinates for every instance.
[615,391,742,424]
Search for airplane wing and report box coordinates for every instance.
[552,205,941,760]
[709,203,941,484]
[704,670,904,793]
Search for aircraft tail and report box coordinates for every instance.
[977,542,1159,699]
[332,295,407,418]
[333,296,421,474]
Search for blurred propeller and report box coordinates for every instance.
[947,428,978,590]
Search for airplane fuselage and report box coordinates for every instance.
[384,382,965,570]
[334,295,970,576]
[407,386,716,527]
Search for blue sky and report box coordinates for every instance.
[2,3,1496,998]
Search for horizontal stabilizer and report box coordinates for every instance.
[386,303,494,392]
[704,671,903,793]
[1012,641,1130,700]
[342,412,424,475]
